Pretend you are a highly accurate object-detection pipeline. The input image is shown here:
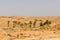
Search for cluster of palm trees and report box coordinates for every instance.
[40,20,51,26]
[7,19,51,29]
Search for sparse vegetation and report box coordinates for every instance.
[8,21,10,27]
[7,19,52,31]
[29,21,32,28]
[43,20,51,26]
[13,21,17,28]
[40,20,51,26]
[33,19,37,28]
[0,16,60,40]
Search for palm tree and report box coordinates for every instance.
[29,21,32,28]
[8,21,10,27]
[43,20,51,26]
[24,23,27,27]
[33,19,37,28]
[39,20,43,26]
[44,20,48,24]
[13,21,17,28]
[39,20,45,29]
[17,22,20,26]
[24,23,28,30]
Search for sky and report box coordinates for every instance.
[0,0,60,16]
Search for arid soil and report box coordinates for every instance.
[0,16,60,40]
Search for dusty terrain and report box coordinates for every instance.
[0,16,60,40]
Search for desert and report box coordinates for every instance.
[0,16,60,40]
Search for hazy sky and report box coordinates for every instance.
[0,0,60,16]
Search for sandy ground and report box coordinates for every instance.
[0,16,60,40]
[0,29,60,40]
[20,30,60,40]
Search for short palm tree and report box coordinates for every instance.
[13,21,17,28]
[43,20,51,26]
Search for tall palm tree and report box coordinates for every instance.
[33,19,37,28]
[17,22,20,26]
[8,21,10,27]
[29,21,32,28]
[39,20,43,26]
[24,23,27,27]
